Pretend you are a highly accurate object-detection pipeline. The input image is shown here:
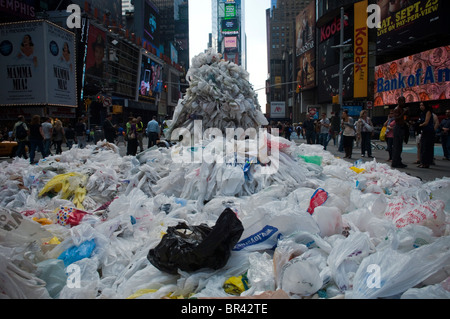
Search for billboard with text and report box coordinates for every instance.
[0,20,76,107]
[374,45,450,106]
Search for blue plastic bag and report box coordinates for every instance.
[58,239,96,267]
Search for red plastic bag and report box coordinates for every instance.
[307,188,328,215]
[56,207,89,227]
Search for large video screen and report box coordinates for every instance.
[374,45,450,106]
[85,24,106,80]
[376,0,448,52]
[138,53,162,99]
[144,0,160,47]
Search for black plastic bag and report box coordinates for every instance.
[147,208,244,274]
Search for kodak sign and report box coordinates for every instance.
[354,0,368,98]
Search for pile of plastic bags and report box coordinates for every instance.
[165,49,268,139]
[1,136,449,299]
[1,50,449,299]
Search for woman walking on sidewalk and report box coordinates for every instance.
[358,110,374,158]
[417,102,435,168]
[384,110,395,161]
[341,109,355,159]
[391,96,409,168]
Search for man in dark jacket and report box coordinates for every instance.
[103,114,116,143]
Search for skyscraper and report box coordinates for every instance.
[266,0,310,120]
[211,0,246,69]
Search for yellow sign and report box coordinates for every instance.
[354,0,368,98]
[275,76,282,89]
[112,105,123,114]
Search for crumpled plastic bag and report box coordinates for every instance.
[385,196,446,235]
[147,208,244,274]
[280,257,323,296]
[350,236,450,299]
[58,239,96,267]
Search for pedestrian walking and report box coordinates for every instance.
[384,110,395,162]
[391,96,409,168]
[319,113,330,150]
[75,117,87,149]
[303,114,315,145]
[52,119,65,155]
[146,116,160,148]
[417,102,435,168]
[126,118,138,156]
[136,116,145,152]
[439,109,450,161]
[41,117,53,157]
[28,115,46,164]
[103,114,116,144]
[341,109,355,159]
[12,115,29,159]
[358,110,374,158]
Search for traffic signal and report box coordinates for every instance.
[164,84,168,92]
[296,84,301,93]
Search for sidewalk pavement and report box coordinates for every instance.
[294,137,450,182]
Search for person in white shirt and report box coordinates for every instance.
[41,117,53,157]
[342,109,356,159]
[146,116,160,148]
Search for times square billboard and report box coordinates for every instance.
[0,20,76,107]
[374,46,450,106]
[376,0,449,53]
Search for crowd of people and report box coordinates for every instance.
[264,97,450,170]
[2,113,166,163]
[2,102,449,170]
[8,115,77,164]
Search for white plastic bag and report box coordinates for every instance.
[280,257,322,296]
[385,196,446,235]
[327,232,375,292]
[351,236,450,299]
[312,206,343,238]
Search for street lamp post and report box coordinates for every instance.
[330,8,352,115]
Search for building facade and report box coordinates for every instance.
[211,0,246,69]
[266,0,311,121]
[267,0,450,125]
[0,0,188,127]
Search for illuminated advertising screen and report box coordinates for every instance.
[138,53,163,100]
[0,0,36,19]
[144,0,160,47]
[222,19,239,31]
[85,24,106,80]
[376,0,448,52]
[296,50,316,90]
[224,4,236,19]
[0,21,76,107]
[224,36,237,49]
[374,46,450,106]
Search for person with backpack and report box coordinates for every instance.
[13,115,29,159]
